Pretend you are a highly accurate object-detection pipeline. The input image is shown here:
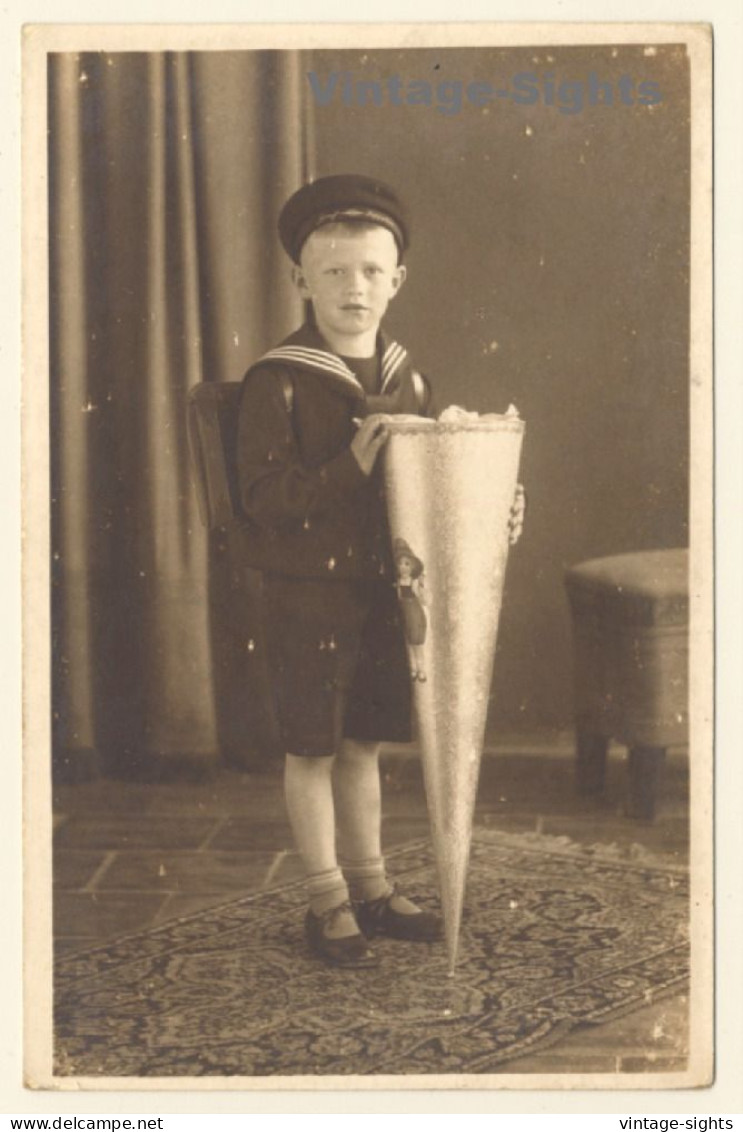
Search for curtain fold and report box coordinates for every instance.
[50,50,306,778]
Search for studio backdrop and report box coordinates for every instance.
[49,51,309,777]
[49,45,689,779]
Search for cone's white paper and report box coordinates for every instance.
[383,412,525,973]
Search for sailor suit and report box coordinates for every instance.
[235,321,432,756]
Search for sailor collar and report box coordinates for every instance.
[252,324,410,398]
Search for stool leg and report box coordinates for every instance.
[575,731,609,796]
[626,746,666,821]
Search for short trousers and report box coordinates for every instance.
[261,574,413,757]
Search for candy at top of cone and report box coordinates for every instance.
[382,409,525,972]
[380,404,523,432]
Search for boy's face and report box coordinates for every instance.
[293,225,406,347]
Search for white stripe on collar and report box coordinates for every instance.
[381,341,408,390]
[258,339,409,396]
[257,346,364,393]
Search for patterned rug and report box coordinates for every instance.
[54,829,689,1078]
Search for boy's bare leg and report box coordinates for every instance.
[334,740,383,863]
[335,740,420,913]
[284,753,338,872]
[284,752,358,939]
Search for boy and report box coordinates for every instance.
[236,174,441,968]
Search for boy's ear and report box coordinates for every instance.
[291,264,312,298]
[391,264,407,295]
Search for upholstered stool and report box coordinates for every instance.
[564,549,688,820]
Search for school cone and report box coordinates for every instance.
[383,412,525,974]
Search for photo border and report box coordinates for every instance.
[14,12,727,1112]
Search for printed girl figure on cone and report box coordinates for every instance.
[393,538,429,682]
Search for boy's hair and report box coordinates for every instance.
[301,219,403,263]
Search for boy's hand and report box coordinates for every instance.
[508,484,527,546]
[351,414,389,476]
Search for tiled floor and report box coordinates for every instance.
[53,740,690,1075]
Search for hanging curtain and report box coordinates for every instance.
[49,50,309,779]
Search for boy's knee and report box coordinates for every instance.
[285,752,336,777]
[339,739,381,761]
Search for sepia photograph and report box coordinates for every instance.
[21,20,713,1092]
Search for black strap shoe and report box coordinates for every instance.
[355,884,443,942]
[304,901,379,968]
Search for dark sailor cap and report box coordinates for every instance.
[278,174,409,263]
